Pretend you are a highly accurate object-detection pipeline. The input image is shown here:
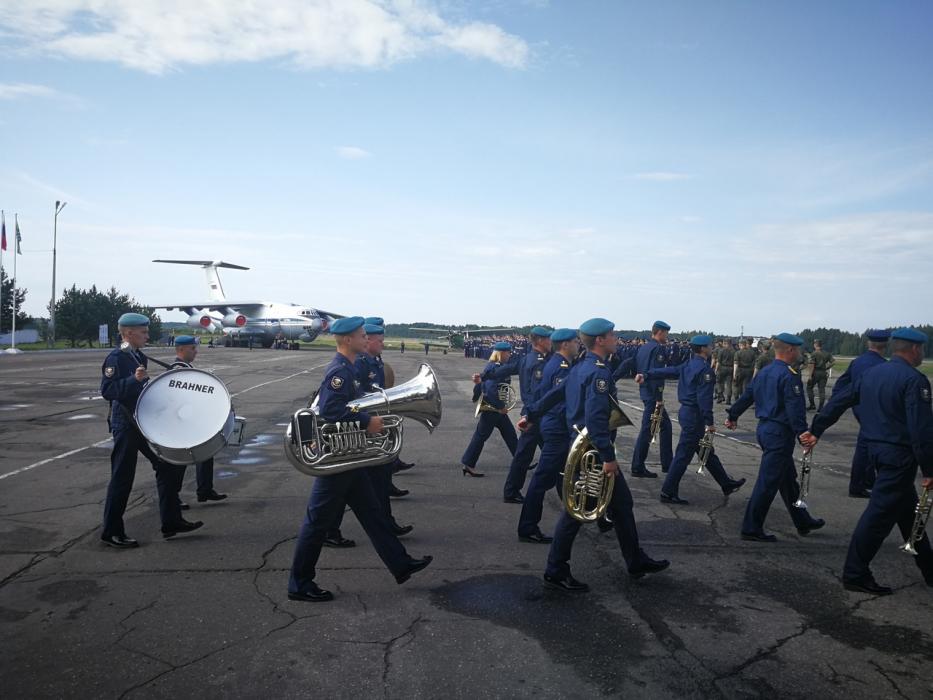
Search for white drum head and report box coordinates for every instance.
[136,368,232,449]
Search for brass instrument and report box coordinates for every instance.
[696,430,714,475]
[900,485,932,555]
[284,363,441,477]
[793,449,813,508]
[475,383,518,418]
[562,395,633,522]
[649,399,664,444]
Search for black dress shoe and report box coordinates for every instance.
[741,531,778,542]
[519,531,553,544]
[660,492,689,505]
[395,555,433,584]
[631,469,658,479]
[389,485,410,498]
[161,519,203,538]
[843,576,892,595]
[596,517,614,533]
[462,466,485,478]
[101,534,139,549]
[392,523,414,536]
[287,583,334,602]
[543,573,590,593]
[197,491,227,502]
[179,501,190,510]
[629,558,671,579]
[797,518,826,536]
[503,495,524,504]
[722,478,747,496]
[848,489,872,499]
[323,535,356,548]
[527,461,538,471]
[393,460,415,473]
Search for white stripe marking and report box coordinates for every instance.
[230,364,325,397]
[0,439,112,481]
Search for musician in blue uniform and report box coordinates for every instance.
[169,335,227,504]
[460,341,518,478]
[543,318,670,592]
[288,317,431,602]
[726,333,824,542]
[630,321,675,478]
[805,328,933,594]
[100,313,201,548]
[516,328,579,542]
[824,329,890,498]
[635,335,745,505]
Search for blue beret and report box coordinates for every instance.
[579,318,615,336]
[530,326,551,338]
[118,312,149,327]
[891,327,928,344]
[330,316,365,335]
[691,334,712,346]
[364,316,385,327]
[493,341,512,351]
[652,320,671,331]
[550,328,577,342]
[363,323,385,335]
[865,329,890,341]
[773,332,803,346]
[174,335,197,346]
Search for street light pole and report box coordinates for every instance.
[49,200,66,348]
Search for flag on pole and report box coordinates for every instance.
[1,211,6,251]
[15,215,22,254]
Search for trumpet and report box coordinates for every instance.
[793,449,814,508]
[900,485,932,555]
[649,400,664,444]
[475,383,518,417]
[696,430,714,475]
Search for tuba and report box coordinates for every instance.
[475,383,518,417]
[900,485,931,555]
[696,431,714,475]
[284,363,441,477]
[562,395,633,522]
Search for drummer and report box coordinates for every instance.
[100,313,203,548]
[170,335,228,505]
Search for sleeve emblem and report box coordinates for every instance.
[104,366,115,378]
[793,385,801,395]
[922,387,931,403]
[596,378,609,393]
[330,376,344,389]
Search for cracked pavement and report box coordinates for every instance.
[1,347,931,698]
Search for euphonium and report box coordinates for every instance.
[696,431,715,475]
[649,399,664,444]
[900,485,932,555]
[475,383,518,417]
[562,395,633,522]
[793,449,814,508]
[284,363,441,477]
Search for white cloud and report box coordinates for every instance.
[0,0,530,74]
[0,82,82,106]
[336,145,372,160]
[633,171,692,181]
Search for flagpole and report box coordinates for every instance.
[12,213,18,349]
[1,209,5,336]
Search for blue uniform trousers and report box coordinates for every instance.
[103,425,185,537]
[518,432,569,537]
[843,454,932,581]
[503,422,541,499]
[632,399,672,472]
[327,463,393,536]
[741,422,816,535]
[289,469,409,593]
[661,407,732,498]
[181,458,215,497]
[461,411,518,468]
[848,435,875,495]
[546,473,648,578]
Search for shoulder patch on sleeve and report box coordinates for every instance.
[921,387,931,403]
[104,366,115,378]
[704,372,712,382]
[595,378,609,393]
[330,375,344,390]
[793,384,801,395]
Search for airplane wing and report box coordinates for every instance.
[153,302,267,313]
[316,310,344,320]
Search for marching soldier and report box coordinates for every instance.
[726,333,824,542]
[169,335,227,504]
[754,339,774,377]
[287,317,431,602]
[100,313,202,547]
[716,339,735,404]
[806,340,835,411]
[733,339,756,399]
[635,335,745,504]
[460,341,518,477]
[630,321,674,478]
[805,328,932,594]
[543,318,669,592]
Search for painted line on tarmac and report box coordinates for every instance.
[0,439,112,481]
[616,398,761,450]
[230,363,327,397]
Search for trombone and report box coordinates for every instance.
[793,449,814,508]
[900,485,932,555]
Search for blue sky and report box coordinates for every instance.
[1,1,931,335]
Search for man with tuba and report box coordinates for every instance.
[635,335,746,505]
[726,333,824,542]
[630,321,675,478]
[804,328,933,595]
[543,318,670,593]
[99,313,202,548]
[460,341,518,478]
[288,317,432,602]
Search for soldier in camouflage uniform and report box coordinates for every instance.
[754,339,774,376]
[806,340,835,411]
[716,339,735,404]
[733,339,756,399]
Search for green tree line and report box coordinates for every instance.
[52,285,161,348]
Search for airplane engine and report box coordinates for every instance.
[187,313,221,331]
[222,312,248,328]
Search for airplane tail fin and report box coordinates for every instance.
[152,260,249,302]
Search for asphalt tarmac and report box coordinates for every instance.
[1,347,930,699]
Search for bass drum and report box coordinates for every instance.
[135,368,238,465]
